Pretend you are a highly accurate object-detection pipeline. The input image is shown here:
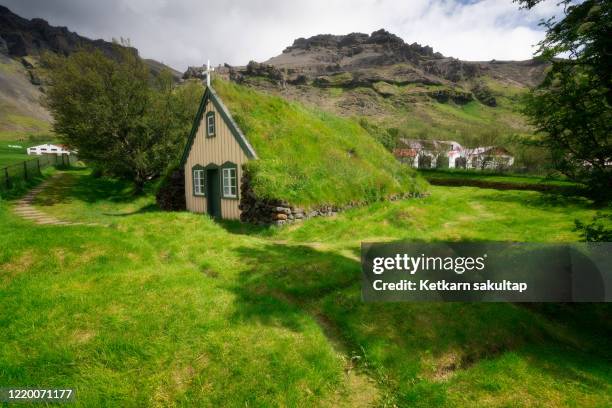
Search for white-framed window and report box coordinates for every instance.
[206,112,215,137]
[222,167,237,198]
[193,169,205,195]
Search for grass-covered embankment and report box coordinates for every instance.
[212,80,426,207]
[419,168,583,195]
[1,170,610,406]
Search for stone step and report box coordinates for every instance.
[15,212,43,216]
[30,218,58,222]
[12,174,89,227]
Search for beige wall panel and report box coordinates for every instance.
[184,99,248,219]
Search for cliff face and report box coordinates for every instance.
[0,5,180,78]
[1,5,114,57]
[259,29,547,87]
[279,29,442,67]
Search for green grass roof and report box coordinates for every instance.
[213,80,426,207]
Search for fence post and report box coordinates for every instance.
[37,158,41,175]
[4,167,9,189]
[23,161,28,181]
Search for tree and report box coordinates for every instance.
[574,212,612,242]
[517,0,611,199]
[42,44,203,190]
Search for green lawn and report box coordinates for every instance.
[0,141,30,167]
[418,169,584,196]
[419,169,577,187]
[1,170,610,407]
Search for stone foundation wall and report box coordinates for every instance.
[239,168,419,225]
[238,171,310,225]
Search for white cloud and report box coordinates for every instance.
[3,0,564,70]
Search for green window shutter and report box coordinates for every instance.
[220,162,238,200]
[206,111,216,137]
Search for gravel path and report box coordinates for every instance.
[12,174,97,226]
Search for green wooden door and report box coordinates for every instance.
[206,168,222,218]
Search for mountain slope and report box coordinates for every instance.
[0,53,51,140]
[0,5,181,141]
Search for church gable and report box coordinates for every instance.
[180,87,257,167]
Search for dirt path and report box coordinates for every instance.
[316,311,382,407]
[269,241,381,406]
[12,174,97,226]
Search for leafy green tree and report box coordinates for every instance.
[518,0,611,198]
[43,44,203,190]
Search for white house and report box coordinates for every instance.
[394,139,514,170]
[394,139,462,169]
[27,144,74,156]
[460,146,514,169]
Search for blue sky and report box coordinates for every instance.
[2,0,563,71]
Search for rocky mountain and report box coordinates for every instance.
[0,5,180,78]
[186,30,546,160]
[187,29,546,92]
[0,5,180,141]
[264,29,546,87]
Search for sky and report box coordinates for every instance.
[2,0,563,72]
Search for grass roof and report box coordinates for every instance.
[213,80,426,207]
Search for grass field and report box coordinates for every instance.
[1,169,610,407]
[0,141,30,167]
[418,169,577,187]
[417,169,584,196]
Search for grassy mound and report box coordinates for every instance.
[213,80,425,207]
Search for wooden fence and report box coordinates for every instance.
[0,154,77,191]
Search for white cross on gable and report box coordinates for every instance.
[205,59,215,87]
